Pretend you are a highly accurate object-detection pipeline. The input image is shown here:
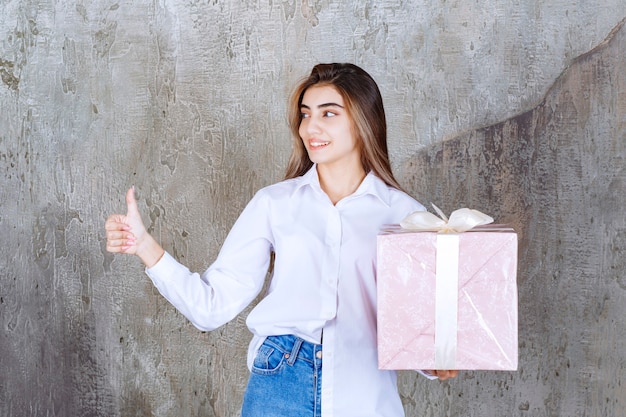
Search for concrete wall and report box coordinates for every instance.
[401,19,626,416]
[1,1,624,416]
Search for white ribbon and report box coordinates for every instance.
[435,234,459,369]
[400,204,494,233]
[401,204,494,369]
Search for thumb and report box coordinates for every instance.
[126,186,140,217]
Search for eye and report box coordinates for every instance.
[300,112,310,119]
[323,110,337,117]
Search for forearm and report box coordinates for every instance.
[136,233,165,268]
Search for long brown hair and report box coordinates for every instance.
[284,63,405,191]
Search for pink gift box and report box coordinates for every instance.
[376,226,518,370]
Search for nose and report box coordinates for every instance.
[302,114,322,136]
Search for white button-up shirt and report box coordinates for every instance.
[146,165,426,416]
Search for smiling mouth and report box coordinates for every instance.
[310,141,330,148]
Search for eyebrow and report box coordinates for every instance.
[300,102,345,110]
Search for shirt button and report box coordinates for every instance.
[316,350,323,359]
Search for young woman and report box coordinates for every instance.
[105,63,457,417]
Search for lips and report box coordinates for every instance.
[309,140,330,148]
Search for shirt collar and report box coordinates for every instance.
[292,164,392,207]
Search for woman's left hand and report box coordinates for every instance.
[427,370,459,380]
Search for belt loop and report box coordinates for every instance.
[287,337,303,366]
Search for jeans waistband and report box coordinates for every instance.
[264,335,322,365]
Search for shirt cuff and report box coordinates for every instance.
[145,251,180,282]
[416,370,439,380]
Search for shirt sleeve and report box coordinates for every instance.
[145,189,273,331]
[416,370,439,380]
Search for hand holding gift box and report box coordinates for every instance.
[377,205,518,371]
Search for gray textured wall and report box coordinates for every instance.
[1,1,625,416]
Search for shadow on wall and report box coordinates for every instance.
[400,17,626,415]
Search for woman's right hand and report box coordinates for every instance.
[105,187,164,267]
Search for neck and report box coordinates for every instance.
[316,163,367,205]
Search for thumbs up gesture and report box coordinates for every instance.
[105,187,164,267]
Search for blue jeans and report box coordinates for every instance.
[241,335,323,417]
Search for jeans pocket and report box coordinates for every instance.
[250,342,287,375]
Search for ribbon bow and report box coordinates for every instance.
[400,204,494,233]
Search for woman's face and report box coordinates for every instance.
[298,85,361,171]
